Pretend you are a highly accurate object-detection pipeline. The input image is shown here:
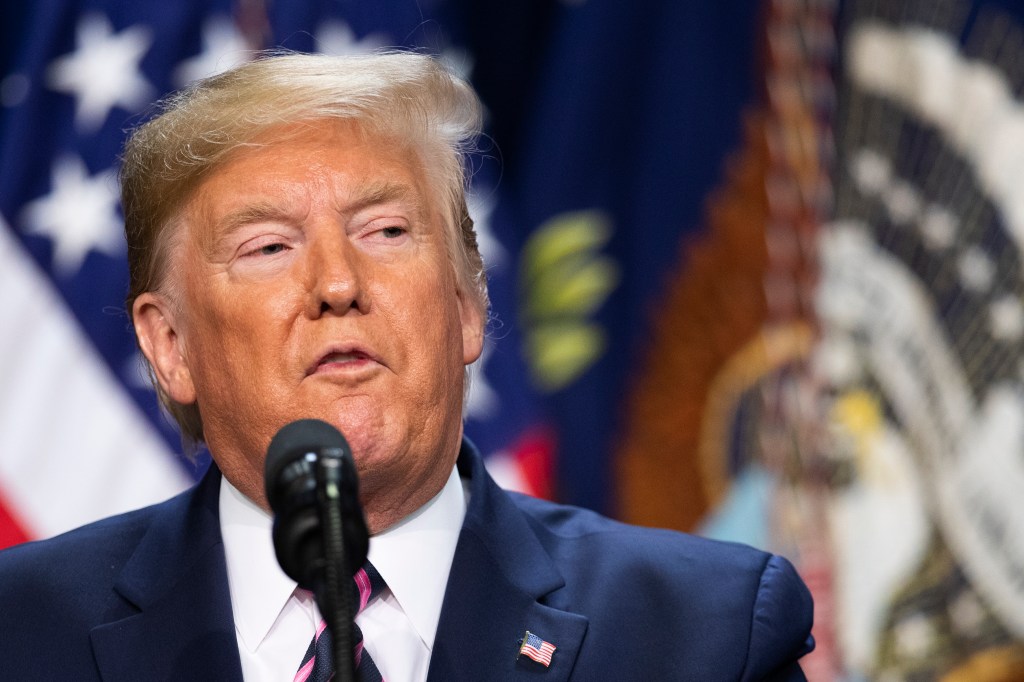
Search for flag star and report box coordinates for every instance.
[920,205,957,249]
[850,148,891,195]
[465,340,499,420]
[47,13,154,133]
[990,295,1024,342]
[958,246,995,292]
[21,155,123,277]
[315,20,389,56]
[468,188,506,269]
[173,16,251,87]
[882,179,921,225]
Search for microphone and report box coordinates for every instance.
[264,418,368,682]
[264,418,369,588]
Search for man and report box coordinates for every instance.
[0,52,814,680]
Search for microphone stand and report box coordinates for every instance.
[316,453,357,682]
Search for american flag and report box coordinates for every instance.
[0,0,545,547]
[518,631,556,667]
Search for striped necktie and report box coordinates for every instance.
[293,563,387,682]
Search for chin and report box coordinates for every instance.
[330,421,393,466]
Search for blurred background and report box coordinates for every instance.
[3,0,1024,679]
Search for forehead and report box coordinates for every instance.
[189,119,433,219]
[152,117,457,291]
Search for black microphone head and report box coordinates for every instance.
[264,418,348,511]
[263,418,368,593]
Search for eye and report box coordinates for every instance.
[239,239,290,259]
[355,219,411,250]
[257,243,287,255]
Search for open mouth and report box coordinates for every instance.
[308,347,379,375]
[320,350,370,365]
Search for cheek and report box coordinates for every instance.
[195,271,298,331]
[417,271,463,338]
[381,273,463,367]
[183,286,292,390]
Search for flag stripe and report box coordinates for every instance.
[519,633,555,666]
[0,2,555,554]
[0,221,191,539]
[0,487,31,549]
[520,645,554,665]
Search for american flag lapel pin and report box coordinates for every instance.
[518,631,556,667]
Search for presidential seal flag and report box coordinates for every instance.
[614,0,1024,679]
[816,1,1024,677]
[0,0,503,545]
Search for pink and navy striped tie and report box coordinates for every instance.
[293,563,387,682]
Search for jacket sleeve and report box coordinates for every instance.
[739,553,816,682]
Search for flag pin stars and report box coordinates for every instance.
[518,631,556,667]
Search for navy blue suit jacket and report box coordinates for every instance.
[0,441,814,680]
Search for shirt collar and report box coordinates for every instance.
[367,464,466,651]
[219,462,467,653]
[219,477,299,653]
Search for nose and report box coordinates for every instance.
[304,229,368,318]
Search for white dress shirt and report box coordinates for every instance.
[220,464,467,681]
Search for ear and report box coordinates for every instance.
[457,289,485,366]
[133,293,197,405]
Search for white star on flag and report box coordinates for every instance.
[920,205,958,250]
[46,13,154,133]
[466,340,499,420]
[957,246,996,292]
[173,16,252,87]
[21,155,123,278]
[469,188,506,269]
[990,295,1024,342]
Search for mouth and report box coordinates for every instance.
[307,346,380,376]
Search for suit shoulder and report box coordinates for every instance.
[0,490,185,599]
[507,491,811,635]
[506,492,814,678]
[508,491,773,572]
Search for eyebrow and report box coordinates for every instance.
[346,180,425,218]
[218,203,292,232]
[209,202,296,254]
[206,180,428,254]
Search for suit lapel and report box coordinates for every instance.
[90,466,243,682]
[427,444,588,681]
[85,444,587,681]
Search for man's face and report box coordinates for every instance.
[135,119,483,530]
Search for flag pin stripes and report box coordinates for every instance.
[518,631,556,667]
